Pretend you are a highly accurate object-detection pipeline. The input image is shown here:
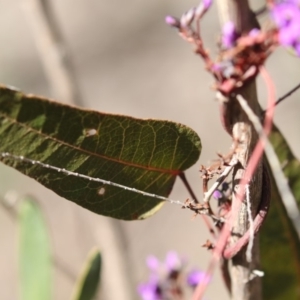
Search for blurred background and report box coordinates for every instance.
[0,0,300,299]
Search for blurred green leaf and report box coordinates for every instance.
[269,125,300,207]
[0,85,201,220]
[18,196,52,300]
[71,248,101,300]
[261,124,300,299]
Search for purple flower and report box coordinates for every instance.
[165,16,180,28]
[165,251,182,271]
[146,255,160,272]
[221,21,238,48]
[213,190,222,200]
[295,42,300,55]
[138,252,206,299]
[271,1,300,55]
[249,28,260,37]
[203,0,212,10]
[137,276,162,300]
[271,2,300,28]
[187,270,210,288]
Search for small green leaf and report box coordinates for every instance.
[18,196,52,300]
[71,248,101,300]
[0,85,201,220]
[261,124,300,300]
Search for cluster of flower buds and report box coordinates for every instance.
[137,251,208,300]
[165,0,212,29]
[165,0,299,94]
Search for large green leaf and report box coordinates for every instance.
[71,248,101,300]
[261,125,300,299]
[18,196,52,300]
[0,85,201,220]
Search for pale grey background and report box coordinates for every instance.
[0,0,300,299]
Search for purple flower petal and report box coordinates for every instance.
[165,251,181,271]
[146,255,160,272]
[165,15,180,28]
[187,270,210,288]
[203,0,212,10]
[271,2,300,50]
[294,41,300,56]
[213,190,222,200]
[287,0,300,5]
[137,277,161,300]
[271,3,300,28]
[195,0,212,18]
[222,21,238,48]
[249,28,260,37]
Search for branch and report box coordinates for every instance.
[22,0,83,106]
[179,172,200,203]
[236,94,300,238]
[192,1,264,299]
[262,81,300,114]
[179,173,218,237]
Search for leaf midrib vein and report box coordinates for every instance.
[0,112,180,175]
